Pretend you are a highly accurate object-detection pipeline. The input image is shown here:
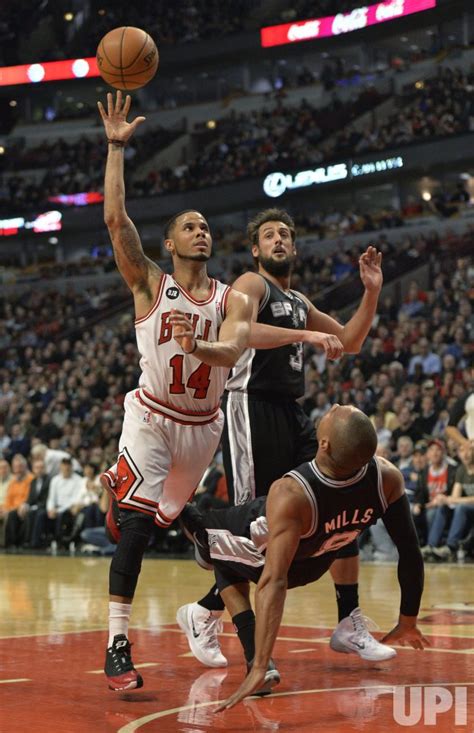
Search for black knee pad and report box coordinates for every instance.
[335,539,359,559]
[109,510,155,598]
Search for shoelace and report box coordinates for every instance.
[111,642,134,672]
[350,610,379,641]
[201,615,223,652]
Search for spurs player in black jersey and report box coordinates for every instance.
[180,405,429,708]
[177,207,387,666]
[97,92,252,691]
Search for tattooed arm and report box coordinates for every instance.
[99,92,162,316]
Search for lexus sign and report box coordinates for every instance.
[263,157,404,197]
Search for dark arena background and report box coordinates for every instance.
[0,1,473,732]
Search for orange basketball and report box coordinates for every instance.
[96,27,159,90]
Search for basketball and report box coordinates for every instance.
[96,26,159,90]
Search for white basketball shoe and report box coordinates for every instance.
[176,602,227,668]
[330,607,397,661]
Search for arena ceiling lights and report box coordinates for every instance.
[0,58,99,87]
[261,0,437,47]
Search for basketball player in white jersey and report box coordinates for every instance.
[97,91,252,691]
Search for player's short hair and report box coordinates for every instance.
[330,410,377,474]
[246,208,296,247]
[163,210,205,240]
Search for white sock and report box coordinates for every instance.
[108,601,132,646]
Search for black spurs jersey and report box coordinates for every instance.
[226,275,308,398]
[284,457,387,559]
[204,457,388,571]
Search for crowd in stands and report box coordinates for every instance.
[0,0,456,69]
[293,206,405,239]
[0,0,254,66]
[0,200,443,289]
[333,67,474,158]
[136,66,474,196]
[133,89,385,196]
[80,0,253,51]
[0,123,181,216]
[0,206,472,558]
[216,227,435,315]
[1,194,471,292]
[2,65,473,211]
[19,65,474,209]
[0,89,384,212]
[1,1,371,67]
[301,252,474,562]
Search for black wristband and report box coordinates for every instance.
[107,139,126,147]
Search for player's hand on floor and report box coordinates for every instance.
[305,331,344,360]
[169,309,197,354]
[381,623,431,650]
[215,666,267,712]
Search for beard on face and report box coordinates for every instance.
[174,249,210,262]
[258,253,294,277]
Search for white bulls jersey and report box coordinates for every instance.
[135,273,231,425]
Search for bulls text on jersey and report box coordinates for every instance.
[158,311,212,345]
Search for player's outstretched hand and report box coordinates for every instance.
[305,331,344,360]
[170,309,197,354]
[97,91,146,143]
[215,666,267,712]
[359,246,383,293]
[381,623,431,650]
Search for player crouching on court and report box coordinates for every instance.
[180,404,430,709]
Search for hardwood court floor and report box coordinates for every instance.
[0,554,473,732]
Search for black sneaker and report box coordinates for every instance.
[105,634,143,691]
[246,658,281,696]
[179,504,213,570]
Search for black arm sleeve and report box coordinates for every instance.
[381,494,424,617]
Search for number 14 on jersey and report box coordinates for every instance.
[169,354,211,399]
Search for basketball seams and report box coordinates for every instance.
[121,28,149,70]
[93,67,158,79]
[99,39,122,71]
[120,26,126,90]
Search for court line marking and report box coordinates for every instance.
[117,681,474,732]
[421,647,474,655]
[0,627,108,640]
[286,639,474,655]
[87,663,160,675]
[1,623,473,642]
[0,678,31,684]
[0,624,152,641]
[161,627,474,654]
[159,622,474,639]
[290,648,320,653]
